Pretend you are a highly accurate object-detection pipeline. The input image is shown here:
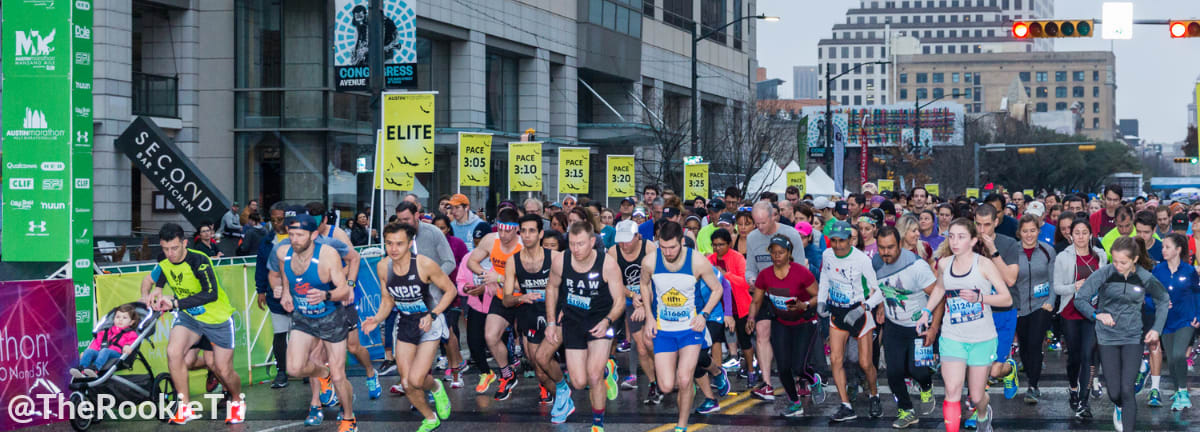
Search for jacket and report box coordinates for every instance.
[1150,261,1200,334]
[254,231,288,315]
[89,326,139,352]
[1052,245,1108,314]
[450,214,489,251]
[1013,241,1056,317]
[1073,265,1169,346]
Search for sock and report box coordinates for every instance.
[592,409,604,426]
[842,402,852,409]
[943,401,961,432]
[500,365,514,380]
[977,404,989,422]
[1151,375,1161,390]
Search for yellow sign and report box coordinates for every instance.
[458,132,491,187]
[877,179,894,193]
[509,142,542,192]
[558,147,590,194]
[787,172,807,195]
[381,91,436,173]
[924,184,940,197]
[684,163,709,200]
[1023,189,1035,198]
[607,155,636,198]
[966,188,980,199]
[376,130,415,191]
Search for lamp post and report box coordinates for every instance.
[691,14,778,156]
[824,60,889,193]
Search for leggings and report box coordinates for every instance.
[882,322,934,411]
[1015,309,1051,388]
[1162,327,1196,391]
[466,307,491,374]
[770,320,818,403]
[1062,318,1096,395]
[1098,343,1141,432]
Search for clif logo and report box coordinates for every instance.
[9,178,35,190]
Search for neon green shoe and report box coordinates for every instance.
[605,359,619,401]
[416,418,440,432]
[432,379,451,420]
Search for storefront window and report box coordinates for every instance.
[486,52,520,132]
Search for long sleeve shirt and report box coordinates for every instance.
[1074,265,1169,346]
[1151,261,1200,334]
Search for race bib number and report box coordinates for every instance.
[768,293,793,311]
[298,298,328,317]
[1032,282,1050,299]
[567,293,592,310]
[658,305,693,322]
[526,289,546,303]
[185,305,206,316]
[829,283,853,308]
[914,338,935,368]
[946,291,983,325]
[395,300,429,315]
[628,284,641,295]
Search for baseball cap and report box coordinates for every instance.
[717,213,735,226]
[709,198,725,210]
[621,197,636,206]
[614,220,639,243]
[286,215,319,232]
[768,234,793,253]
[449,193,470,207]
[795,221,813,237]
[548,201,562,209]
[1172,212,1190,231]
[633,207,647,218]
[1025,201,1046,217]
[663,207,680,219]
[813,196,832,210]
[562,194,577,204]
[834,201,849,216]
[829,220,853,239]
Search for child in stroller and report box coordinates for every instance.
[71,303,141,379]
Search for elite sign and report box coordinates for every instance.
[115,117,233,227]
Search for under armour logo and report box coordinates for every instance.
[76,131,88,142]
[28,221,46,233]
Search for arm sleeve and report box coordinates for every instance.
[1072,267,1104,321]
[151,265,166,288]
[176,254,220,310]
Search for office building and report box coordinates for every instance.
[793,65,818,99]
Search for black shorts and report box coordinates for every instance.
[755,305,775,322]
[489,296,519,323]
[733,315,753,350]
[517,303,548,345]
[1142,311,1155,335]
[563,316,613,350]
[706,321,727,344]
[292,306,351,343]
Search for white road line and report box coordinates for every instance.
[255,421,305,432]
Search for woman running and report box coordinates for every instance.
[733,210,754,256]
[1012,214,1057,404]
[918,209,944,250]
[1152,233,1200,411]
[1052,219,1105,418]
[916,218,1012,432]
[897,214,934,265]
[748,235,819,417]
[1073,236,1169,432]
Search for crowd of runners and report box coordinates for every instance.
[136,183,1200,432]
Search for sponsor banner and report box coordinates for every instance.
[333,0,371,91]
[0,279,77,431]
[606,155,635,198]
[801,103,966,148]
[925,184,940,197]
[3,3,71,77]
[966,188,980,199]
[878,179,894,193]
[114,117,233,227]
[509,142,543,192]
[901,128,934,157]
[381,91,435,173]
[382,0,419,89]
[787,172,807,195]
[458,132,492,187]
[72,0,96,349]
[558,147,590,195]
[684,163,709,201]
[375,130,414,191]
[806,112,847,158]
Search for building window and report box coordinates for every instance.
[922,46,930,54]
[842,80,849,90]
[916,73,928,83]
[829,47,836,58]
[644,0,655,16]
[854,47,861,58]
[935,46,943,54]
[1016,0,1022,8]
[932,73,944,83]
[964,73,972,83]
[1093,70,1100,81]
[948,45,956,54]
[854,95,862,105]
[663,0,693,30]
[900,73,908,84]
[937,30,945,38]
[1055,71,1067,81]
[952,73,960,83]
[900,88,908,99]
[842,47,849,58]
[842,96,849,105]
[1093,117,1099,128]
[901,16,908,23]
[1073,71,1085,81]
[1035,71,1047,82]
[933,88,944,99]
[701,0,728,43]
[1055,86,1066,98]
[1036,87,1047,98]
[866,46,874,57]
[732,0,743,49]
[1024,87,1030,96]
[486,52,519,132]
[917,88,928,99]
[1072,86,1084,97]
[963,88,972,98]
[1055,102,1067,111]
[1019,72,1031,82]
[1035,102,1047,112]
[1093,86,1100,97]
[854,79,862,90]
[1093,102,1100,113]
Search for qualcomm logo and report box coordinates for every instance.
[28,221,47,233]
[15,29,55,56]
[23,108,47,129]
[9,178,35,190]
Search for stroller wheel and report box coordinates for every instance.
[152,373,177,423]
[69,391,93,431]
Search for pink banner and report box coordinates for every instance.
[0,279,76,430]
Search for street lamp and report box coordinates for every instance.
[824,60,890,193]
[691,14,779,155]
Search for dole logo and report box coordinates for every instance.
[41,161,66,171]
[75,284,91,297]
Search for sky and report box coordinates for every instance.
[755,0,1200,144]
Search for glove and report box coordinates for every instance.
[843,306,865,328]
[817,302,830,318]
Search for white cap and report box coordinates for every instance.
[614,220,639,243]
[1025,201,1045,217]
[813,196,832,210]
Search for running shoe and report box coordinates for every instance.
[1024,387,1040,405]
[831,403,857,422]
[723,356,741,370]
[337,418,357,432]
[695,398,720,414]
[1148,388,1163,407]
[69,368,84,379]
[811,373,827,405]
[390,382,406,396]
[225,400,245,424]
[604,359,619,401]
[551,381,575,424]
[304,405,323,426]
[436,355,448,371]
[449,368,464,388]
[539,385,552,405]
[432,379,451,420]
[1077,398,1094,419]
[1113,407,1123,432]
[416,418,440,432]
[752,383,776,400]
[494,376,519,401]
[1180,390,1193,409]
[1092,377,1104,399]
[616,339,632,353]
[169,403,200,425]
[271,371,289,389]
[366,373,382,400]
[621,375,638,390]
[964,410,977,430]
[919,386,936,415]
[713,368,731,398]
[475,371,497,394]
[644,382,665,405]
[318,375,338,406]
[591,426,604,432]
[1070,389,1080,412]
[1002,358,1019,400]
[1134,359,1149,394]
[379,360,397,376]
[783,400,804,417]
[892,409,918,429]
[977,405,993,432]
[869,395,883,418]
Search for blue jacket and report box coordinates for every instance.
[255,232,287,315]
[1151,261,1200,334]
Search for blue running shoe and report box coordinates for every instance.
[1134,359,1149,394]
[319,375,337,406]
[366,373,381,400]
[1003,358,1019,400]
[713,368,731,398]
[1148,388,1163,407]
[304,405,323,426]
[695,398,720,414]
[551,381,575,424]
[811,373,827,405]
[964,410,978,430]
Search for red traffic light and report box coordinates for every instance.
[1170,21,1200,38]
[1171,22,1187,37]
[1013,22,1030,39]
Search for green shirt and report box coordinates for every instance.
[152,249,235,324]
[697,224,718,255]
[1100,228,1159,262]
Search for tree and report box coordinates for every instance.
[705,97,797,199]
[636,96,691,194]
[971,117,1141,193]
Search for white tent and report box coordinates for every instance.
[744,158,786,196]
[805,166,841,197]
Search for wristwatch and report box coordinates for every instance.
[701,311,711,320]
[429,311,440,321]
[991,249,1001,258]
[347,280,356,288]
[324,291,332,301]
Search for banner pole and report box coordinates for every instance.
[456,132,462,194]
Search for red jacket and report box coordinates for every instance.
[708,250,751,318]
[1090,209,1116,238]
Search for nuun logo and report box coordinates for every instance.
[15,29,55,56]
[23,108,47,129]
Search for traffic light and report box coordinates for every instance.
[1078,145,1096,152]
[1017,147,1036,154]
[1170,21,1200,38]
[1012,20,1094,38]
[1173,157,1199,164]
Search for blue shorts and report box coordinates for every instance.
[653,329,705,354]
[992,309,1018,363]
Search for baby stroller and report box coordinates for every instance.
[68,302,172,431]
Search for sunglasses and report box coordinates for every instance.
[738,206,753,212]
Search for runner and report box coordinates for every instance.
[275,216,356,432]
[707,226,755,388]
[465,208,523,399]
[1052,219,1105,418]
[745,201,807,399]
[873,227,939,428]
[608,220,663,404]
[543,221,627,431]
[974,203,1021,404]
[501,214,557,405]
[362,223,455,432]
[640,221,725,431]
[1151,233,1200,411]
[691,267,734,415]
[1012,214,1057,405]
[140,223,244,425]
[916,217,1013,432]
[747,235,818,418]
[1072,237,1169,432]
[818,220,884,422]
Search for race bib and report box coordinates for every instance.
[567,293,592,310]
[914,338,935,367]
[185,305,206,316]
[658,288,693,323]
[395,299,429,315]
[946,292,983,325]
[526,289,547,303]
[768,293,793,311]
[297,298,328,317]
[1032,282,1050,299]
[829,283,853,308]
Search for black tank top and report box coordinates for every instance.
[561,251,612,323]
[386,256,435,316]
[515,249,552,303]
[616,240,647,288]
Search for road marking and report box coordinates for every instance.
[722,388,782,415]
[646,388,780,431]
[255,421,305,432]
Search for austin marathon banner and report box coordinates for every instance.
[606,155,635,199]
[0,280,77,430]
[509,142,543,193]
[458,132,492,188]
[333,0,419,91]
[114,117,233,228]
[558,147,590,195]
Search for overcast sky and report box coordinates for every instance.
[756,0,1200,144]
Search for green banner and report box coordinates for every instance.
[72,0,97,349]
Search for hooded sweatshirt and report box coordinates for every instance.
[1012,241,1056,317]
[1073,265,1169,346]
[450,213,489,251]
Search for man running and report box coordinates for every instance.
[141,223,244,425]
[609,220,662,404]
[641,221,725,432]
[501,214,557,405]
[818,220,884,422]
[466,208,524,399]
[363,223,455,432]
[275,216,357,432]
[543,221,626,431]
